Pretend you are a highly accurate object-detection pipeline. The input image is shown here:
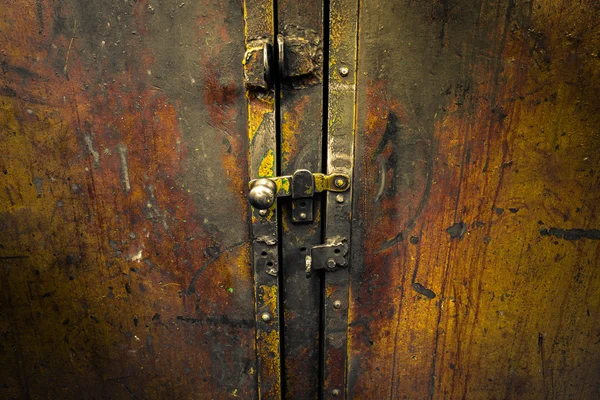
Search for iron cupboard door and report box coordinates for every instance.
[2,0,600,399]
[1,1,258,398]
[348,0,600,399]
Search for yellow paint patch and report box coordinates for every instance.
[275,177,290,195]
[257,328,281,397]
[259,284,278,315]
[314,174,326,192]
[258,149,274,178]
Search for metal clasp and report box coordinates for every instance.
[305,237,348,277]
[244,32,322,90]
[247,170,350,223]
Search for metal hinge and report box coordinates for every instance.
[243,28,322,90]
[248,170,350,223]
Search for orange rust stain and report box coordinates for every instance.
[281,95,311,166]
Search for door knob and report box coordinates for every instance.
[248,178,277,210]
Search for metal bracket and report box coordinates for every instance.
[305,237,348,277]
[248,170,350,223]
[291,169,314,222]
[243,38,273,90]
[244,31,322,90]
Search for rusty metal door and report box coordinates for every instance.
[1,0,600,399]
[347,0,600,399]
[1,0,258,398]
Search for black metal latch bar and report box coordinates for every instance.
[305,237,348,277]
[247,170,350,223]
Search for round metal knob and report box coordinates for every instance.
[248,178,277,210]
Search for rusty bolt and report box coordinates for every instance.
[333,300,342,309]
[331,388,341,396]
[258,209,268,216]
[299,213,307,220]
[336,194,344,203]
[338,66,349,77]
[334,178,346,188]
[261,312,272,322]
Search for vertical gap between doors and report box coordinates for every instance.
[273,1,287,398]
[318,0,331,398]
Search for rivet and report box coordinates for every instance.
[336,194,344,203]
[334,178,345,188]
[261,312,271,322]
[333,300,342,309]
[299,213,307,220]
[258,209,268,216]
[332,388,341,396]
[339,66,349,77]
[327,258,337,269]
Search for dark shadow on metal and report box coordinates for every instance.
[274,1,287,398]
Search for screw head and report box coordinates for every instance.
[258,209,268,216]
[261,312,272,322]
[299,212,307,220]
[327,258,337,269]
[333,300,342,309]
[332,388,341,396]
[339,66,349,77]
[334,178,346,188]
[336,194,344,203]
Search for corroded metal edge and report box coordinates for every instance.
[243,0,281,398]
[322,0,359,398]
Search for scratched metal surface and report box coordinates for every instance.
[278,1,324,398]
[0,1,256,398]
[244,0,281,397]
[349,0,600,398]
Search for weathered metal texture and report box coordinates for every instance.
[0,0,256,398]
[350,0,600,399]
[244,0,282,398]
[277,1,324,398]
[323,0,358,398]
[244,38,273,90]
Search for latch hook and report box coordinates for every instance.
[248,170,350,222]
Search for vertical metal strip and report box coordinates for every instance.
[277,1,325,398]
[243,2,281,399]
[322,0,358,398]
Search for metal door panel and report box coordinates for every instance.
[1,1,255,398]
[278,1,324,398]
[349,0,600,398]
